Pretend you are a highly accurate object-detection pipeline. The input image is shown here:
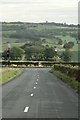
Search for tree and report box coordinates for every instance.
[2,47,24,60]
[61,49,72,62]
[63,42,74,49]
[25,48,32,60]
[2,50,8,60]
[58,40,63,45]
[67,42,74,48]
[63,42,69,49]
[10,47,24,60]
[44,47,56,60]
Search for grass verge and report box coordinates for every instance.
[50,69,80,91]
[0,67,23,85]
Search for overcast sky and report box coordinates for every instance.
[0,0,79,24]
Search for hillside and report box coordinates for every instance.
[1,22,79,62]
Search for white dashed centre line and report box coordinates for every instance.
[36,82,38,84]
[34,86,36,89]
[30,93,34,96]
[37,79,38,81]
[24,107,29,113]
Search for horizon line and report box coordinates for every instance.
[0,21,78,25]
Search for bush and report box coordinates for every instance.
[54,64,80,81]
[61,49,72,62]
[51,69,80,90]
[2,47,24,60]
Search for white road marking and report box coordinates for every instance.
[34,86,36,89]
[37,79,38,81]
[24,107,29,112]
[36,82,38,84]
[30,93,34,96]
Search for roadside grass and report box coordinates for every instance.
[0,67,23,85]
[50,69,80,91]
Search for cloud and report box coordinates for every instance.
[0,0,47,4]
[0,0,78,24]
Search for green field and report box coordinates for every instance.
[55,35,76,42]
[1,22,79,62]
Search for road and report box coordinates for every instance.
[2,68,78,118]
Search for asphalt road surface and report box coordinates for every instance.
[2,68,78,118]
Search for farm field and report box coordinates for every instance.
[1,22,79,62]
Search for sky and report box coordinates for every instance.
[0,0,79,24]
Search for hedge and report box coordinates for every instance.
[54,64,80,82]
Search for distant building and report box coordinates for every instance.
[63,42,68,48]
[46,21,48,23]
[55,49,58,52]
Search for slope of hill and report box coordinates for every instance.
[1,22,79,62]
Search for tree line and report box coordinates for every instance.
[2,45,72,62]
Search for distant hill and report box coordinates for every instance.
[1,21,78,27]
[1,21,79,61]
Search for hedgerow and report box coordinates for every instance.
[54,64,80,81]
